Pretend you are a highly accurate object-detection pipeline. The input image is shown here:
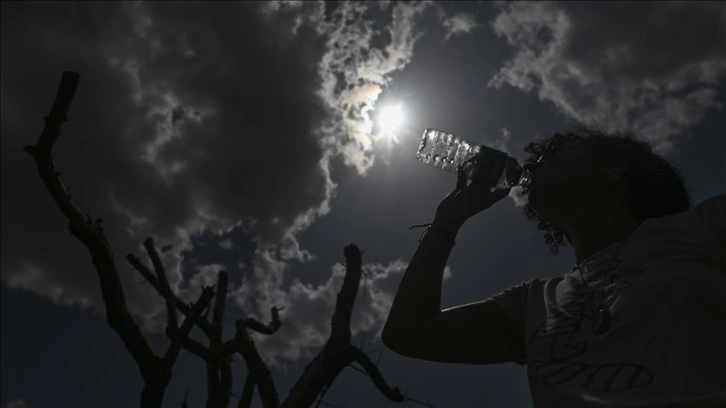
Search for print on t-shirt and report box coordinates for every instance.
[527,259,654,392]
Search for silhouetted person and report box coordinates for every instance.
[382,128,726,407]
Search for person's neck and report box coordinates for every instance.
[565,192,640,264]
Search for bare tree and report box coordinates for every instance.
[24,71,433,407]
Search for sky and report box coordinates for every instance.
[1,1,725,407]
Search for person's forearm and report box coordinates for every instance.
[382,226,459,339]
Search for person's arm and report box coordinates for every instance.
[381,225,459,341]
[381,225,525,364]
[381,159,524,364]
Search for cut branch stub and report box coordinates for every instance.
[212,270,229,335]
[241,306,284,335]
[329,244,363,341]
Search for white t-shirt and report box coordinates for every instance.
[490,194,726,407]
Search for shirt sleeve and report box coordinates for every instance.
[694,194,726,260]
[488,279,538,365]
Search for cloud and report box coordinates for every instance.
[1,1,331,321]
[440,12,480,43]
[489,127,512,154]
[509,186,529,208]
[1,0,468,365]
[487,1,726,156]
[314,1,433,176]
[218,238,233,250]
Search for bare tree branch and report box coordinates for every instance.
[126,251,216,363]
[24,71,171,408]
[26,71,423,408]
[180,335,214,361]
[163,286,215,367]
[280,244,362,408]
[205,270,229,408]
[237,375,255,408]
[330,244,363,342]
[212,270,228,334]
[144,237,178,333]
[230,319,280,408]
[220,356,233,408]
[349,346,404,402]
[239,306,284,335]
[181,390,189,408]
[206,363,221,408]
[126,253,216,337]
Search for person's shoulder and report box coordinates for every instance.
[691,193,726,260]
[649,193,725,228]
[694,194,726,212]
[693,193,725,233]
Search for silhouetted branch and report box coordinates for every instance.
[228,318,280,408]
[240,306,284,335]
[26,71,420,408]
[126,253,216,337]
[212,271,228,334]
[143,237,178,333]
[237,375,255,408]
[205,270,229,408]
[181,390,189,408]
[349,346,404,402]
[280,245,362,408]
[206,363,221,408]
[401,395,439,408]
[126,251,216,363]
[220,356,233,408]
[314,382,333,408]
[163,285,215,367]
[330,245,362,341]
[24,71,172,408]
[181,335,214,361]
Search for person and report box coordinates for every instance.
[381,128,726,407]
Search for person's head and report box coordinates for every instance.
[521,127,691,254]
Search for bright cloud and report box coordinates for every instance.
[440,12,480,43]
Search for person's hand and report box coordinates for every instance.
[434,163,511,229]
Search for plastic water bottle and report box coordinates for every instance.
[416,128,533,192]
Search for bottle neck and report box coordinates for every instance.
[518,165,533,189]
[504,158,532,188]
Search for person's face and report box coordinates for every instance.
[526,140,603,227]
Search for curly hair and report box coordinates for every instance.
[521,127,692,255]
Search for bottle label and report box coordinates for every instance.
[473,145,508,189]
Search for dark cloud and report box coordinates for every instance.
[1,1,329,317]
[1,0,464,353]
[487,1,726,155]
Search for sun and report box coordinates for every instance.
[377,104,404,134]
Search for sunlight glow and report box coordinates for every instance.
[377,104,404,134]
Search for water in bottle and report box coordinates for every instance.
[416,128,533,192]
